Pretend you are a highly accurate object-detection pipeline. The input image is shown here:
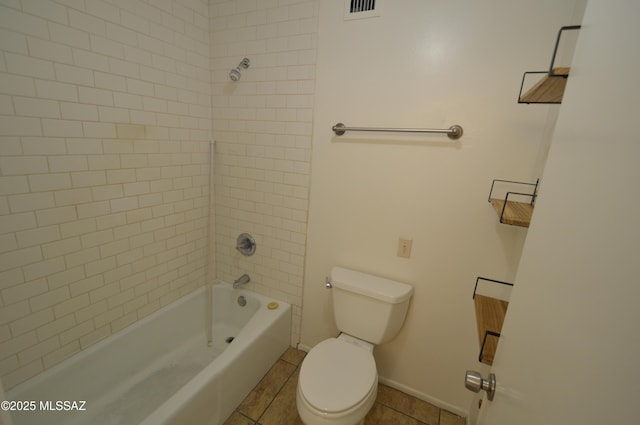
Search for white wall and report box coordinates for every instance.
[0,0,211,389]
[302,0,583,413]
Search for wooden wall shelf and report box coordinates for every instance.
[488,179,538,227]
[490,198,534,228]
[474,295,508,365]
[472,277,513,365]
[519,68,570,104]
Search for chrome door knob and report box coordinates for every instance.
[465,370,496,401]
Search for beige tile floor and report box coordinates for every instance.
[224,348,466,425]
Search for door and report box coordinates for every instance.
[475,1,640,424]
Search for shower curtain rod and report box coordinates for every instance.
[331,123,463,140]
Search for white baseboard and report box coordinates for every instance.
[377,376,468,421]
[295,342,312,352]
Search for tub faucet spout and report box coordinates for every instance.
[233,274,250,289]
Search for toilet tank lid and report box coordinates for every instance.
[330,266,413,304]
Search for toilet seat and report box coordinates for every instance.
[298,338,377,414]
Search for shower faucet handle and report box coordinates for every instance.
[236,233,256,256]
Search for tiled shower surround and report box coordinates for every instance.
[0,0,316,390]
[209,0,316,346]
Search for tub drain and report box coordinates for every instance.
[225,336,235,343]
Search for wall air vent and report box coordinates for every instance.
[350,0,375,13]
[344,0,381,20]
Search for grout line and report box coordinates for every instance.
[236,410,257,424]
[375,384,442,425]
[280,358,299,367]
[376,402,432,425]
[254,362,300,425]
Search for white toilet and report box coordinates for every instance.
[296,266,414,425]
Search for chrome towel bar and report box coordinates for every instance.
[331,123,463,140]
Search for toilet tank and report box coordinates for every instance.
[330,266,413,345]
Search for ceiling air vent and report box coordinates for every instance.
[344,0,381,20]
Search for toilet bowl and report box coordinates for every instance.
[295,267,413,425]
[297,335,377,425]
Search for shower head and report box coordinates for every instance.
[229,58,250,82]
[229,68,241,81]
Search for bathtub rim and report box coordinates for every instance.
[139,282,292,425]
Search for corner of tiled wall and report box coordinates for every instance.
[209,0,319,346]
[0,0,212,389]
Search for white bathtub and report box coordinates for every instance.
[6,282,291,425]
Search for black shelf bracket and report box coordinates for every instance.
[518,25,581,104]
[472,277,514,300]
[488,179,539,204]
[548,25,582,75]
[479,330,501,364]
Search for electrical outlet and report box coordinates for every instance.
[397,238,412,258]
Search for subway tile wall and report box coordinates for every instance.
[209,0,318,346]
[0,0,212,389]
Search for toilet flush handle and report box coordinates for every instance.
[325,277,332,288]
